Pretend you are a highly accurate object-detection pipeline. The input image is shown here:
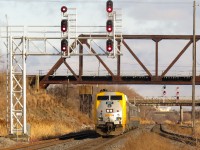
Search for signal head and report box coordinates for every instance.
[61,6,67,13]
[106,39,113,52]
[106,20,113,32]
[106,0,113,13]
[61,39,68,51]
[61,19,68,32]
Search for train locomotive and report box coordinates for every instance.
[94,90,140,136]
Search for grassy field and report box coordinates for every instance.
[122,120,200,150]
[121,132,195,150]
[165,121,200,138]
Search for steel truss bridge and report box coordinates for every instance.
[39,34,200,88]
[131,98,200,106]
[2,25,200,136]
[131,97,200,124]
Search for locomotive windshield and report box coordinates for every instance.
[97,95,122,100]
[111,95,122,100]
[97,96,109,100]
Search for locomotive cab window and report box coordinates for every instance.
[97,96,109,100]
[111,95,122,100]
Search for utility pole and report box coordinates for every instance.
[5,14,9,134]
[192,0,196,136]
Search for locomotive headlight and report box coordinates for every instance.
[106,109,113,113]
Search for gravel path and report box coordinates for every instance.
[0,137,17,149]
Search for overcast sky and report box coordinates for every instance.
[1,0,200,100]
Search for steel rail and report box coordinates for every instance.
[2,130,97,150]
[152,124,200,146]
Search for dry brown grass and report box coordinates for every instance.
[25,89,93,140]
[163,120,175,124]
[30,121,73,141]
[165,124,192,136]
[164,121,200,139]
[122,132,193,150]
[140,118,155,124]
[0,72,8,136]
[195,121,200,138]
[0,118,7,136]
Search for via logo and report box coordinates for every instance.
[106,101,113,108]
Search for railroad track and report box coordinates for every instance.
[152,124,200,146]
[66,129,136,150]
[66,125,156,150]
[2,125,155,150]
[2,129,138,150]
[1,130,97,150]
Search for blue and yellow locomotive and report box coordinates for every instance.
[94,90,140,136]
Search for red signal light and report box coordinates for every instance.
[106,0,113,13]
[61,39,68,51]
[106,39,113,52]
[106,20,113,32]
[61,6,67,13]
[61,19,68,32]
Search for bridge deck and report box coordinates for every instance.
[28,75,200,86]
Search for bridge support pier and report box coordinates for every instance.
[79,94,92,118]
[180,105,183,124]
[79,86,93,118]
[35,75,40,91]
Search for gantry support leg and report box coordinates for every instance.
[8,36,28,141]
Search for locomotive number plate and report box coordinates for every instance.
[105,114,114,117]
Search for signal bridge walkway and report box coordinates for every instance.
[130,97,200,106]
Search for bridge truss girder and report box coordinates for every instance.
[39,35,200,88]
